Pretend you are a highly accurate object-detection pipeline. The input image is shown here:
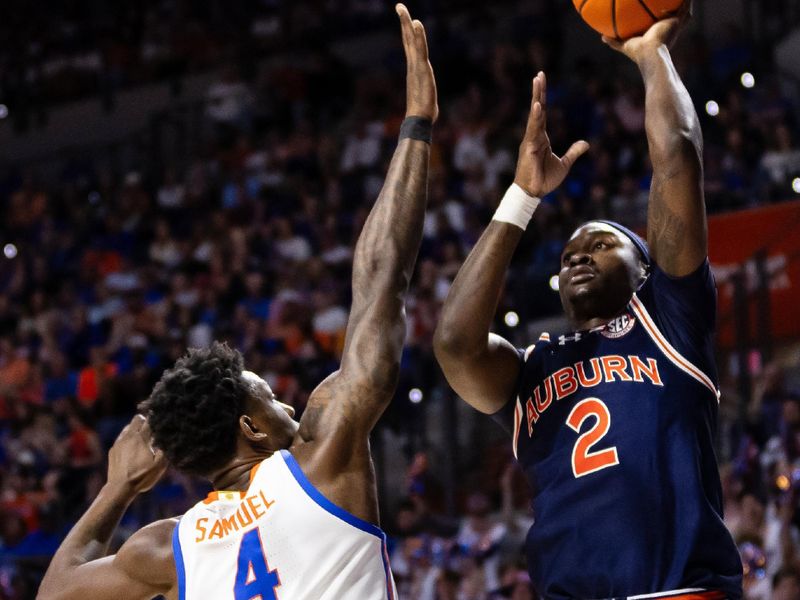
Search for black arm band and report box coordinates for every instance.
[399,116,433,144]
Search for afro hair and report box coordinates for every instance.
[140,342,250,477]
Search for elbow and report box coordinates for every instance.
[353,248,409,293]
[650,128,702,173]
[433,319,473,364]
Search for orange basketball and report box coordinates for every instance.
[573,0,684,39]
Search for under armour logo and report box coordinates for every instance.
[558,333,582,345]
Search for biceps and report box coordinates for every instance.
[441,333,520,414]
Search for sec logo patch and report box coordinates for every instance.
[602,313,635,339]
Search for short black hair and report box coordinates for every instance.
[140,342,250,477]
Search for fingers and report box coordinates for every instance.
[524,73,547,141]
[601,35,623,51]
[538,72,547,109]
[531,72,545,108]
[396,4,415,59]
[412,19,429,60]
[561,140,591,169]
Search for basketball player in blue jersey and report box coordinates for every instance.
[434,9,743,600]
[37,5,436,600]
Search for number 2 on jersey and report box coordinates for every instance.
[566,398,619,478]
[235,528,281,600]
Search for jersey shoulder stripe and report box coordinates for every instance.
[512,397,523,459]
[173,520,187,600]
[279,450,395,600]
[630,294,719,401]
[626,588,725,599]
[280,450,383,538]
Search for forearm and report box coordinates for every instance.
[637,43,707,274]
[435,222,523,356]
[351,136,429,297]
[39,482,135,596]
[339,134,430,387]
[638,45,702,168]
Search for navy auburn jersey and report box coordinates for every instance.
[493,260,742,599]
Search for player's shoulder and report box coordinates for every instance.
[640,258,715,300]
[521,332,552,360]
[115,517,179,584]
[633,258,716,324]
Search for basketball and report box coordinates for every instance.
[573,0,685,39]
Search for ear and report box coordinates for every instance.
[637,260,649,287]
[239,415,269,443]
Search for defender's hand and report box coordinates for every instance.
[515,72,589,197]
[107,415,167,495]
[396,3,438,123]
[602,1,690,62]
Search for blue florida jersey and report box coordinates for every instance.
[493,261,742,599]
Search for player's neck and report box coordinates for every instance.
[209,454,270,492]
[568,315,609,332]
[566,301,628,332]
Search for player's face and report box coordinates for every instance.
[558,223,643,318]
[241,370,299,451]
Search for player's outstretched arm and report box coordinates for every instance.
[298,4,436,444]
[604,4,706,276]
[37,416,175,600]
[434,73,588,414]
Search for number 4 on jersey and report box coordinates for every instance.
[235,528,281,600]
[567,398,619,478]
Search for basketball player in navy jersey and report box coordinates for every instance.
[434,10,743,600]
[38,5,436,599]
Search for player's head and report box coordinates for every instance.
[558,220,650,326]
[140,342,298,478]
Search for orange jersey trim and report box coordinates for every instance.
[665,593,726,600]
[203,462,264,504]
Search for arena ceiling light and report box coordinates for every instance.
[504,311,520,328]
[409,388,423,404]
[741,72,755,88]
[705,101,720,117]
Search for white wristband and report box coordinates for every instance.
[492,183,541,230]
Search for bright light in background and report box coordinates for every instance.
[409,388,423,404]
[4,244,17,259]
[549,275,559,291]
[705,101,720,117]
[0,105,8,119]
[793,178,800,194]
[504,311,519,327]
[740,72,755,88]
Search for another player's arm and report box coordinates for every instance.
[298,4,436,445]
[37,416,174,600]
[434,73,588,413]
[604,6,705,276]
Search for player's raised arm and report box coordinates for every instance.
[298,4,436,443]
[434,73,588,414]
[603,5,705,276]
[37,416,174,600]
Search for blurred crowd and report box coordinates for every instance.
[1,0,800,598]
